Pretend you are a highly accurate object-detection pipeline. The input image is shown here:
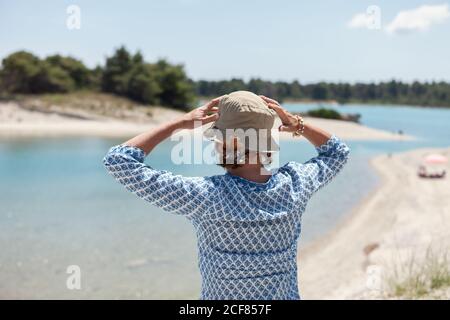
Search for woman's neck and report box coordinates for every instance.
[227,164,272,183]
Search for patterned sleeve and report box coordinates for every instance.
[283,135,350,197]
[102,144,212,220]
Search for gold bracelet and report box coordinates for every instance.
[292,115,305,137]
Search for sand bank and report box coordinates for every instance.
[0,101,411,140]
[299,148,450,299]
[0,101,184,138]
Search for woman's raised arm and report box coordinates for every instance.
[260,95,331,147]
[260,95,350,196]
[123,98,220,155]
[102,98,220,219]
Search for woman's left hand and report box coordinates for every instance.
[179,98,220,129]
[260,95,299,132]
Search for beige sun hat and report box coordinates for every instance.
[203,91,280,152]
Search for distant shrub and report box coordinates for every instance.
[302,108,361,122]
[306,108,342,120]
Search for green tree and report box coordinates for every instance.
[0,51,41,93]
[101,48,177,106]
[45,55,91,89]
[101,46,133,95]
[247,78,266,95]
[290,80,303,99]
[154,59,194,109]
[127,63,161,104]
[32,61,75,93]
[89,66,103,90]
[311,83,329,100]
[0,51,75,93]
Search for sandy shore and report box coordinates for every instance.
[299,147,450,299]
[0,101,411,140]
[0,101,185,138]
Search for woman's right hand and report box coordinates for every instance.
[260,95,299,133]
[179,98,220,129]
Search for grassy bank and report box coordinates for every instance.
[3,91,161,120]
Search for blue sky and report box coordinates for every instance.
[0,0,449,83]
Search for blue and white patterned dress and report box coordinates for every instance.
[103,136,350,300]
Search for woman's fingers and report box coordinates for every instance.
[278,125,291,132]
[260,95,280,106]
[259,95,284,114]
[266,102,282,111]
[266,102,291,124]
[267,103,284,116]
[260,95,298,129]
[201,113,219,123]
[204,98,220,110]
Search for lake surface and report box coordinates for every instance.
[1,103,450,299]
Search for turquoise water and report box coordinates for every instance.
[285,103,450,148]
[1,103,450,299]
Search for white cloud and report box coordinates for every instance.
[348,12,372,29]
[347,6,381,30]
[385,4,450,34]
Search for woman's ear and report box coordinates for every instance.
[259,152,272,165]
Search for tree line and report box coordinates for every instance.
[195,79,450,107]
[1,47,449,108]
[0,47,194,109]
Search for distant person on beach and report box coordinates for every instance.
[103,91,350,300]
